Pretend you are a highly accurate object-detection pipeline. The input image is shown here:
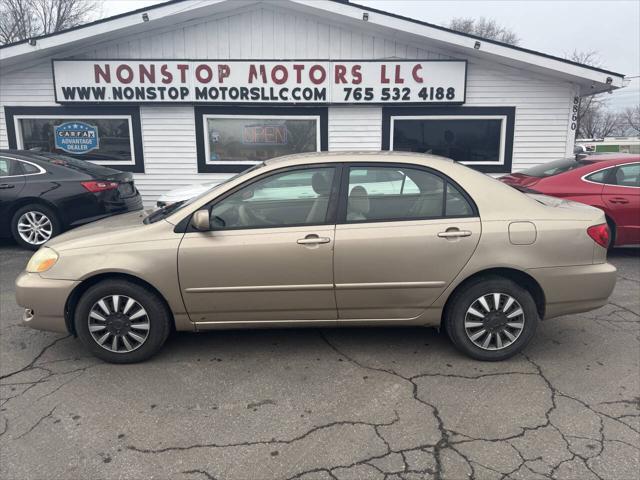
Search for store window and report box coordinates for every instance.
[383,107,515,173]
[196,107,328,173]
[5,107,144,172]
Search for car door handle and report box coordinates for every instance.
[0,183,15,189]
[297,235,331,245]
[438,230,472,238]
[609,197,629,204]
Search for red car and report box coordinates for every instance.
[500,154,640,247]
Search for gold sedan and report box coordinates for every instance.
[16,152,616,363]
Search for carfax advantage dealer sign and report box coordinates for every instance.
[52,60,467,104]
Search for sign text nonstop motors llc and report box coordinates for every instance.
[52,60,467,104]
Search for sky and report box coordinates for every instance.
[101,0,639,111]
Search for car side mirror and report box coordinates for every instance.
[191,210,210,231]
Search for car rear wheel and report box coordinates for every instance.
[74,280,172,363]
[11,204,61,250]
[445,277,538,361]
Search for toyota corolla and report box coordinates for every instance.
[16,152,616,363]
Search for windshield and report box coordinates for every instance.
[29,151,118,176]
[521,158,591,178]
[144,163,266,224]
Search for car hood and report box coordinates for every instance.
[157,183,218,202]
[45,210,154,251]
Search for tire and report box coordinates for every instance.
[444,276,538,361]
[74,280,172,363]
[606,217,617,251]
[11,204,61,250]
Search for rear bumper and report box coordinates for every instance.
[527,263,617,320]
[15,271,78,333]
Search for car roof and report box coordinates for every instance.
[0,149,50,163]
[583,153,640,162]
[264,151,455,167]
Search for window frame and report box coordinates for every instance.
[195,106,329,174]
[183,163,343,233]
[382,106,516,174]
[336,162,478,225]
[4,106,145,173]
[582,162,640,189]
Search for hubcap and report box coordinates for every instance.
[17,211,52,245]
[464,293,525,351]
[88,295,150,353]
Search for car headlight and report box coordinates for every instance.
[26,247,59,273]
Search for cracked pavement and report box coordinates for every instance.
[1,243,638,480]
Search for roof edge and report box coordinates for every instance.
[0,0,626,80]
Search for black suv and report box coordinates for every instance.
[0,150,143,249]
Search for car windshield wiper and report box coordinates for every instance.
[143,200,185,224]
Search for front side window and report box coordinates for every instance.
[208,167,335,229]
[204,116,319,166]
[17,117,134,164]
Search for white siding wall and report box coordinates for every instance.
[1,3,577,205]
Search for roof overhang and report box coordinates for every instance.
[0,0,625,95]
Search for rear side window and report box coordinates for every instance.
[612,164,640,187]
[585,169,610,184]
[18,161,42,174]
[344,166,475,222]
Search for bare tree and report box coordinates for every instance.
[448,17,520,45]
[0,0,98,45]
[621,105,640,134]
[579,102,625,138]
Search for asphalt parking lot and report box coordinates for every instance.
[0,243,638,480]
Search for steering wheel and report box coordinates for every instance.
[238,203,276,227]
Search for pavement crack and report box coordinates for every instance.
[128,412,400,455]
[0,335,71,381]
[15,405,57,440]
[182,469,219,480]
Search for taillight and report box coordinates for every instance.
[587,224,610,248]
[81,181,118,193]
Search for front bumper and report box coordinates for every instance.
[528,262,617,320]
[15,271,79,333]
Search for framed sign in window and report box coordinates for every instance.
[4,106,144,172]
[195,106,328,173]
[383,106,515,173]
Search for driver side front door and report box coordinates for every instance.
[177,165,339,326]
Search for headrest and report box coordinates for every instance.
[312,172,331,195]
[348,185,370,214]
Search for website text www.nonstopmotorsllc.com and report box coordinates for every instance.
[59,85,328,102]
[52,60,467,104]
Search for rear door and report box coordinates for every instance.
[602,162,640,244]
[333,164,480,320]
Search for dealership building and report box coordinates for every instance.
[0,0,625,205]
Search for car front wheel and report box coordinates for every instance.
[74,280,172,363]
[445,277,538,361]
